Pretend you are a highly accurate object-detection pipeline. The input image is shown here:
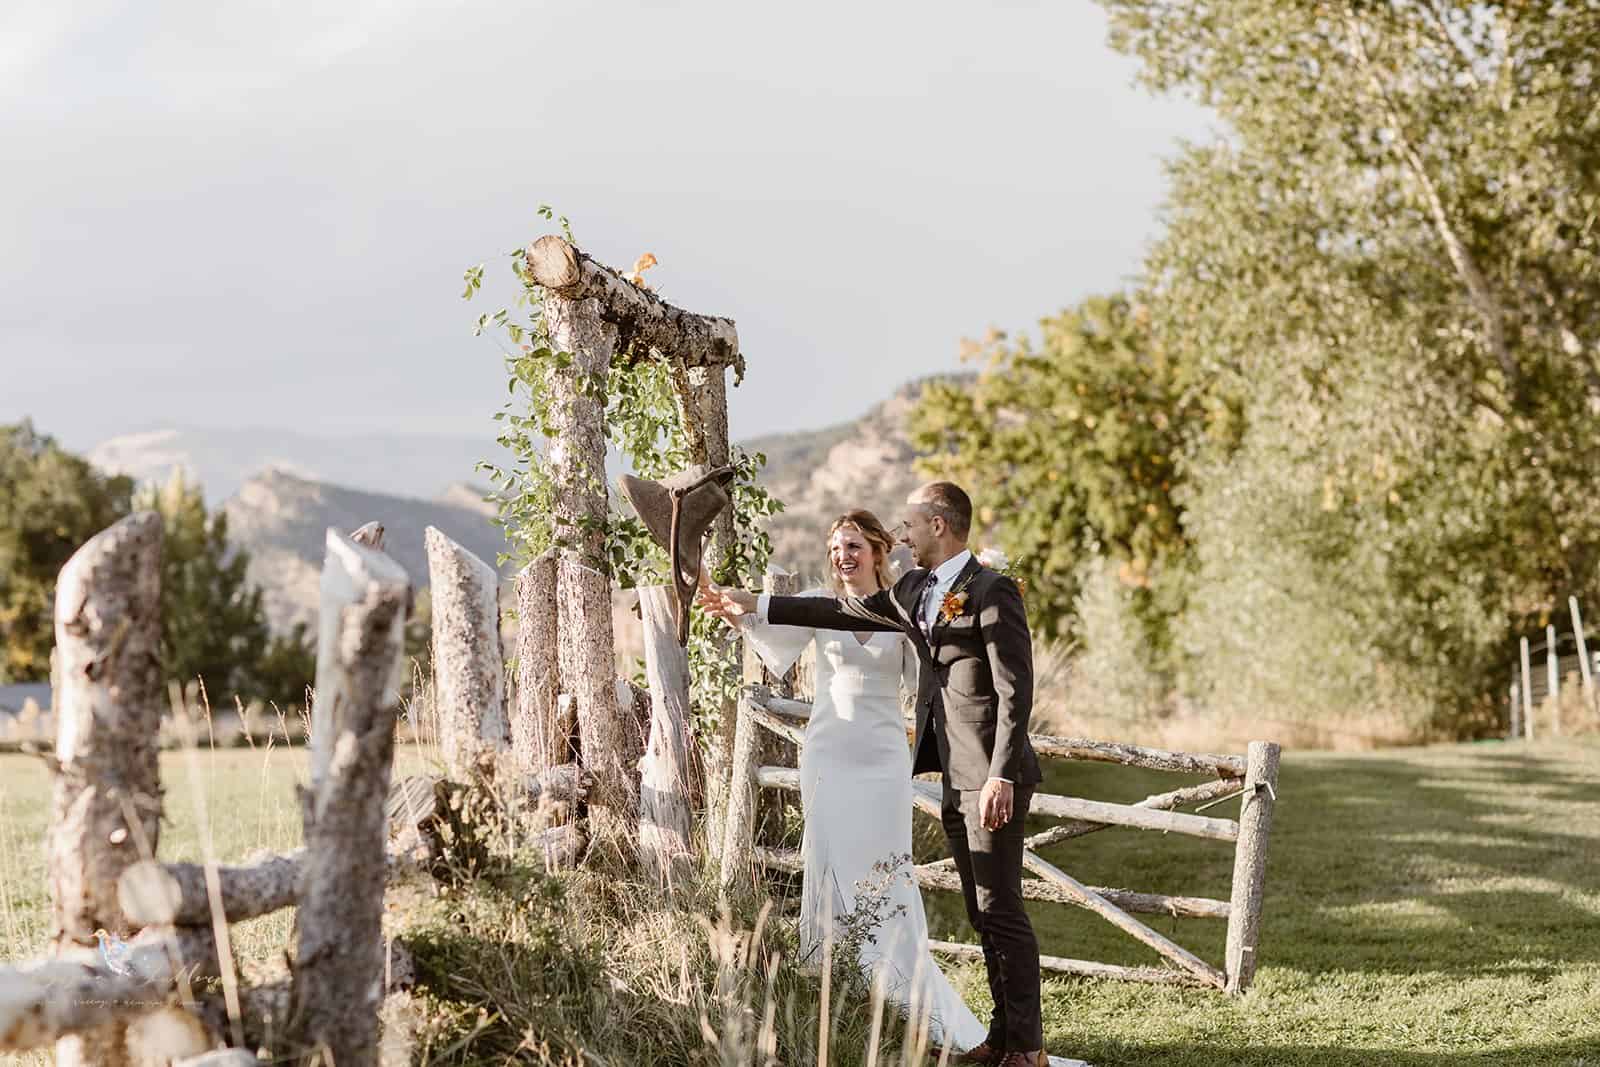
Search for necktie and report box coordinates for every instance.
[918,570,940,635]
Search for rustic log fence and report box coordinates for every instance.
[0,513,631,1063]
[724,683,1282,995]
[0,517,423,1063]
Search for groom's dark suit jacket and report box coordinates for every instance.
[768,555,1042,791]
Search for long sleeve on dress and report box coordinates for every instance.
[738,588,827,678]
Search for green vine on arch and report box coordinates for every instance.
[464,206,784,734]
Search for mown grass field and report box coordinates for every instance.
[3,738,1597,1065]
[922,738,1600,1066]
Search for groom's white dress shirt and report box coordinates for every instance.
[754,548,1010,785]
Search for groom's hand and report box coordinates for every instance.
[979,778,1014,831]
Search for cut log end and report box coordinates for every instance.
[527,235,581,291]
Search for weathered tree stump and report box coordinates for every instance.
[512,549,562,774]
[637,586,694,889]
[289,529,411,1066]
[425,526,510,781]
[46,511,165,1067]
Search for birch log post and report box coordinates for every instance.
[425,526,510,781]
[1546,623,1560,736]
[689,361,741,854]
[289,530,411,1066]
[1224,740,1281,995]
[1571,597,1594,711]
[47,511,164,1067]
[542,281,631,840]
[719,688,762,889]
[513,549,562,774]
[1520,636,1535,740]
[637,586,694,888]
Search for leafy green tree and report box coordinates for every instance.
[909,295,1207,640]
[253,620,317,712]
[1097,0,1600,730]
[137,470,303,709]
[0,421,133,682]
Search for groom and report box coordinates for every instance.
[705,481,1045,1066]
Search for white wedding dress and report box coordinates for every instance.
[740,590,988,1051]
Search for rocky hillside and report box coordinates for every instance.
[748,375,963,580]
[224,469,510,633]
[171,375,966,636]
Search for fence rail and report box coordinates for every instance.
[726,683,1281,996]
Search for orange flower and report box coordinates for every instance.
[939,589,969,624]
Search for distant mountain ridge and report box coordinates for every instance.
[748,375,964,578]
[223,469,511,633]
[90,426,508,505]
[88,376,968,633]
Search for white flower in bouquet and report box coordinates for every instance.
[977,547,1009,571]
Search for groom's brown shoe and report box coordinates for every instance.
[996,1052,1048,1067]
[952,1042,1003,1065]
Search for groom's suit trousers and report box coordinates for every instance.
[941,775,1043,1052]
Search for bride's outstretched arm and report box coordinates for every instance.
[766,582,905,633]
[698,576,817,677]
[732,590,823,678]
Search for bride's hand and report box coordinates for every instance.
[695,576,754,624]
[695,575,736,623]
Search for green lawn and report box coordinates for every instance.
[3,740,1597,1066]
[920,738,1600,1066]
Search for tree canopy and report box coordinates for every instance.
[0,421,134,682]
[915,2,1600,734]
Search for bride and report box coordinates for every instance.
[707,508,986,1052]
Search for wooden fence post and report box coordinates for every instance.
[1571,597,1595,715]
[1546,624,1560,736]
[48,512,165,1067]
[1224,740,1280,995]
[717,570,800,884]
[290,530,410,1066]
[425,526,510,781]
[1520,636,1534,740]
[1509,679,1520,740]
[513,549,562,774]
[637,586,694,888]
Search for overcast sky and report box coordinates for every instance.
[2,0,1212,455]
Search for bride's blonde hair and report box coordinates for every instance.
[824,509,897,596]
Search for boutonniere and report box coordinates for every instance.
[938,588,969,625]
[938,569,981,624]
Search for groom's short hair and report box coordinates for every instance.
[915,481,972,540]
